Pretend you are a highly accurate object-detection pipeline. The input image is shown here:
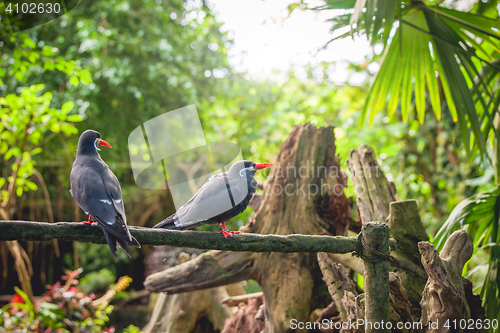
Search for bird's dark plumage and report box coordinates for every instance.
[153,160,273,236]
[70,130,140,259]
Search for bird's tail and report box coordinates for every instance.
[153,214,182,230]
[103,229,140,260]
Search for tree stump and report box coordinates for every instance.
[346,144,396,223]
[144,124,353,333]
[347,145,428,315]
[221,294,266,333]
[419,230,473,333]
[388,201,428,315]
[143,251,245,333]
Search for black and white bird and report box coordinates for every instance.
[70,130,140,259]
[153,160,274,238]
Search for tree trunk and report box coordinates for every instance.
[143,251,246,333]
[239,124,352,333]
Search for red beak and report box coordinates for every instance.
[254,163,274,170]
[99,139,112,148]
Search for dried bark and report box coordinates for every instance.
[388,201,428,316]
[145,251,255,294]
[419,230,473,333]
[329,253,364,275]
[143,252,245,333]
[347,145,428,316]
[317,252,357,323]
[143,285,236,333]
[389,272,414,328]
[221,294,266,333]
[222,292,264,307]
[346,145,396,224]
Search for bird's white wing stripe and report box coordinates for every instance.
[99,199,112,205]
[114,199,122,203]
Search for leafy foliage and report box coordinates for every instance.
[303,0,500,322]
[319,1,500,167]
[78,269,116,295]
[0,269,124,332]
[0,85,82,201]
[434,186,500,322]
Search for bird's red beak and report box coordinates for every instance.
[99,139,112,148]
[254,163,274,170]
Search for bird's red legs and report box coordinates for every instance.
[217,222,234,239]
[82,215,98,225]
[220,222,240,238]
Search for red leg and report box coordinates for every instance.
[221,222,240,235]
[217,223,232,238]
[82,215,93,225]
[82,215,98,225]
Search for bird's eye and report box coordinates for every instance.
[239,166,254,177]
[94,138,101,151]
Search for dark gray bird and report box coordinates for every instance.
[153,160,274,238]
[70,130,140,259]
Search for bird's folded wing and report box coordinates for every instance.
[102,168,128,225]
[76,168,132,243]
[174,173,245,228]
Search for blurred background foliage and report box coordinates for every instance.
[1,0,499,329]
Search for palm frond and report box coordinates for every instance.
[433,186,500,252]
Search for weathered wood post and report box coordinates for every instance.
[360,221,391,333]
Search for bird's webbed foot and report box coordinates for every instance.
[82,215,98,225]
[218,223,239,238]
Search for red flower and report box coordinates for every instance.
[8,293,25,313]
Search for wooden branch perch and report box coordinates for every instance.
[0,221,396,254]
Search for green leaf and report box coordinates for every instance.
[429,6,500,41]
[61,101,74,113]
[69,76,79,87]
[61,123,78,134]
[31,147,42,156]
[66,114,83,122]
[44,61,55,71]
[15,71,24,81]
[434,186,500,251]
[25,181,38,191]
[50,122,61,132]
[13,287,34,321]
[413,13,427,123]
[79,69,93,85]
[423,40,441,120]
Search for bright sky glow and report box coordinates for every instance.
[210,0,372,84]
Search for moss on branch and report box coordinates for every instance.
[0,221,396,254]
